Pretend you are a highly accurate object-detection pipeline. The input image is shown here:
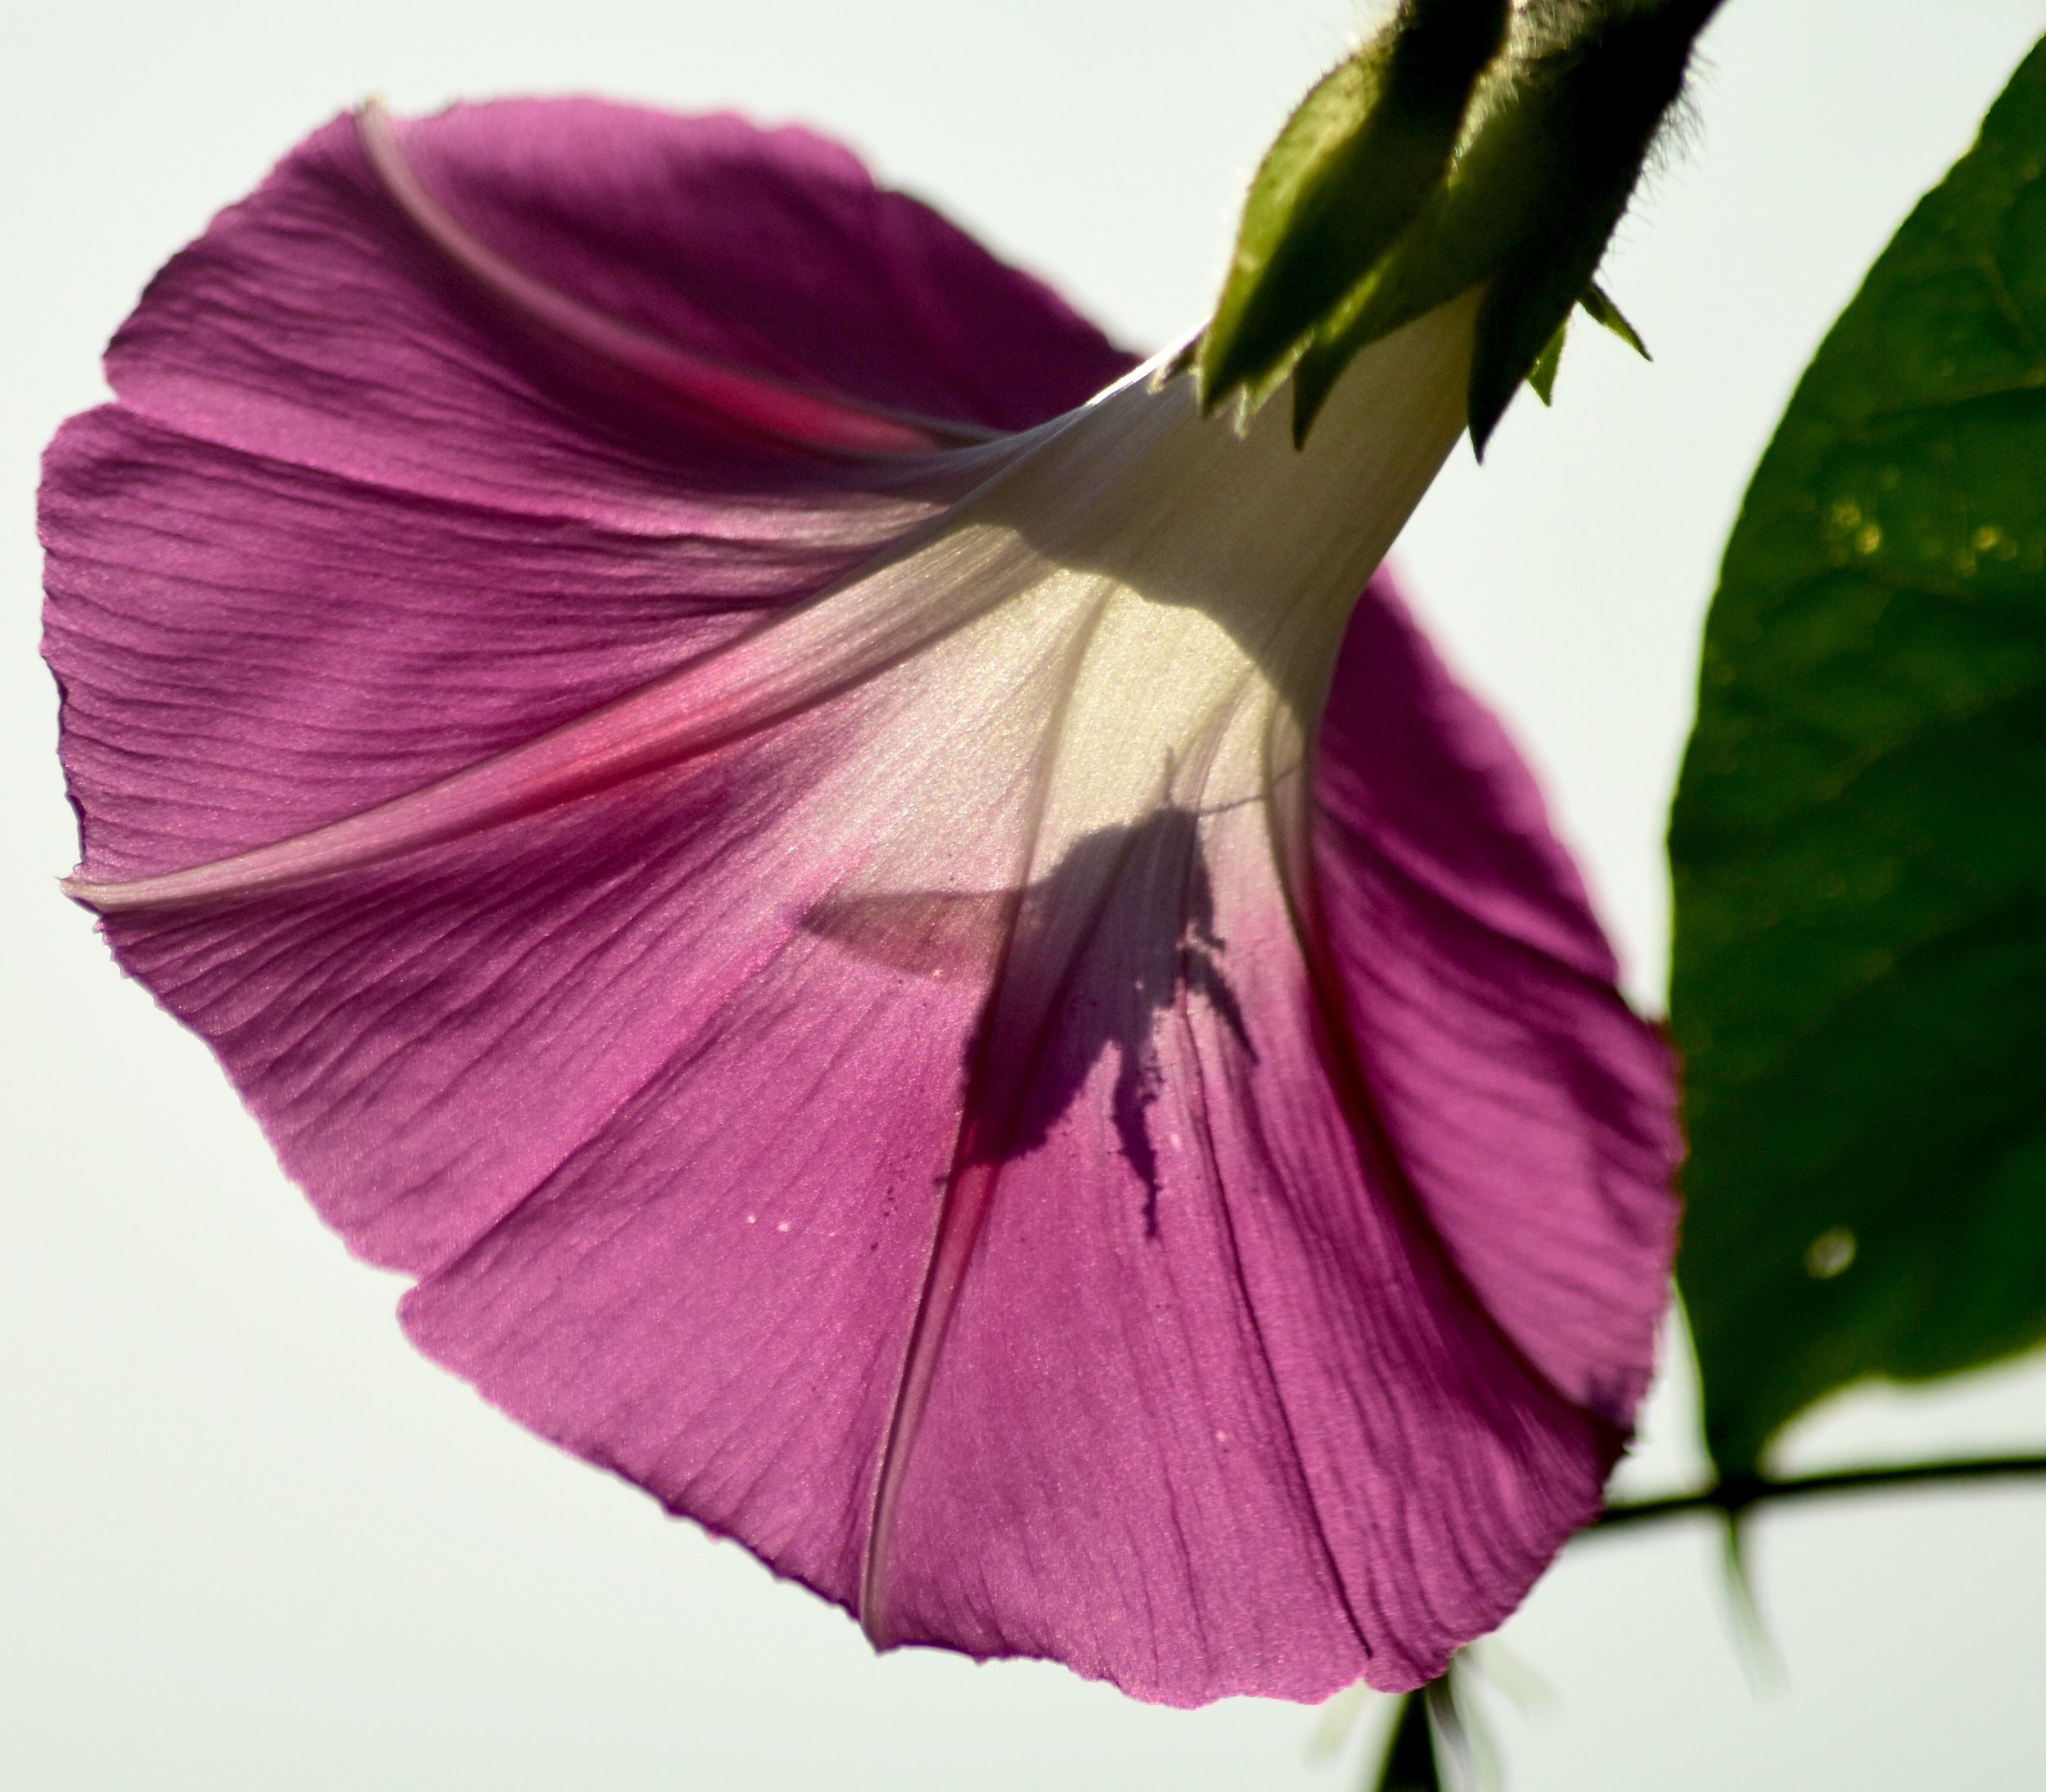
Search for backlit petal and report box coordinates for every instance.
[43,97,1677,1709]
[1311,596,1678,1426]
[103,101,1127,521]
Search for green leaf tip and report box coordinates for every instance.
[1670,31,2046,1477]
[1211,0,1715,454]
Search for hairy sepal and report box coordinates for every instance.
[1282,0,1710,449]
[1196,0,1509,416]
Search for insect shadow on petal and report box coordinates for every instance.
[804,804,1255,1238]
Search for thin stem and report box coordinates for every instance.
[1593,1453,2046,1534]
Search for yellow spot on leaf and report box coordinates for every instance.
[1805,1227,1857,1280]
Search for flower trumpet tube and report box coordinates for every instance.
[42,99,1678,1705]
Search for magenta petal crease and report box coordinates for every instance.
[41,97,1679,1707]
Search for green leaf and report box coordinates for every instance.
[1670,34,2046,1475]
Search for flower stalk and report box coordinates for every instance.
[1595,1452,2046,1534]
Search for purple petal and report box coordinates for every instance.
[43,404,915,889]
[103,101,1129,523]
[45,96,1124,1275]
[353,102,982,453]
[848,789,1628,1700]
[1311,592,1679,1427]
[43,97,1678,1710]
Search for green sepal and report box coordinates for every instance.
[1196,0,1509,416]
[1582,279,1651,358]
[1526,313,1568,404]
[1516,283,1649,419]
[1467,196,1634,452]
[1289,0,1709,448]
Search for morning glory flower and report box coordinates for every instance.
[43,94,1677,1704]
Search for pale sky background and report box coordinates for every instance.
[6,2,2046,1787]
